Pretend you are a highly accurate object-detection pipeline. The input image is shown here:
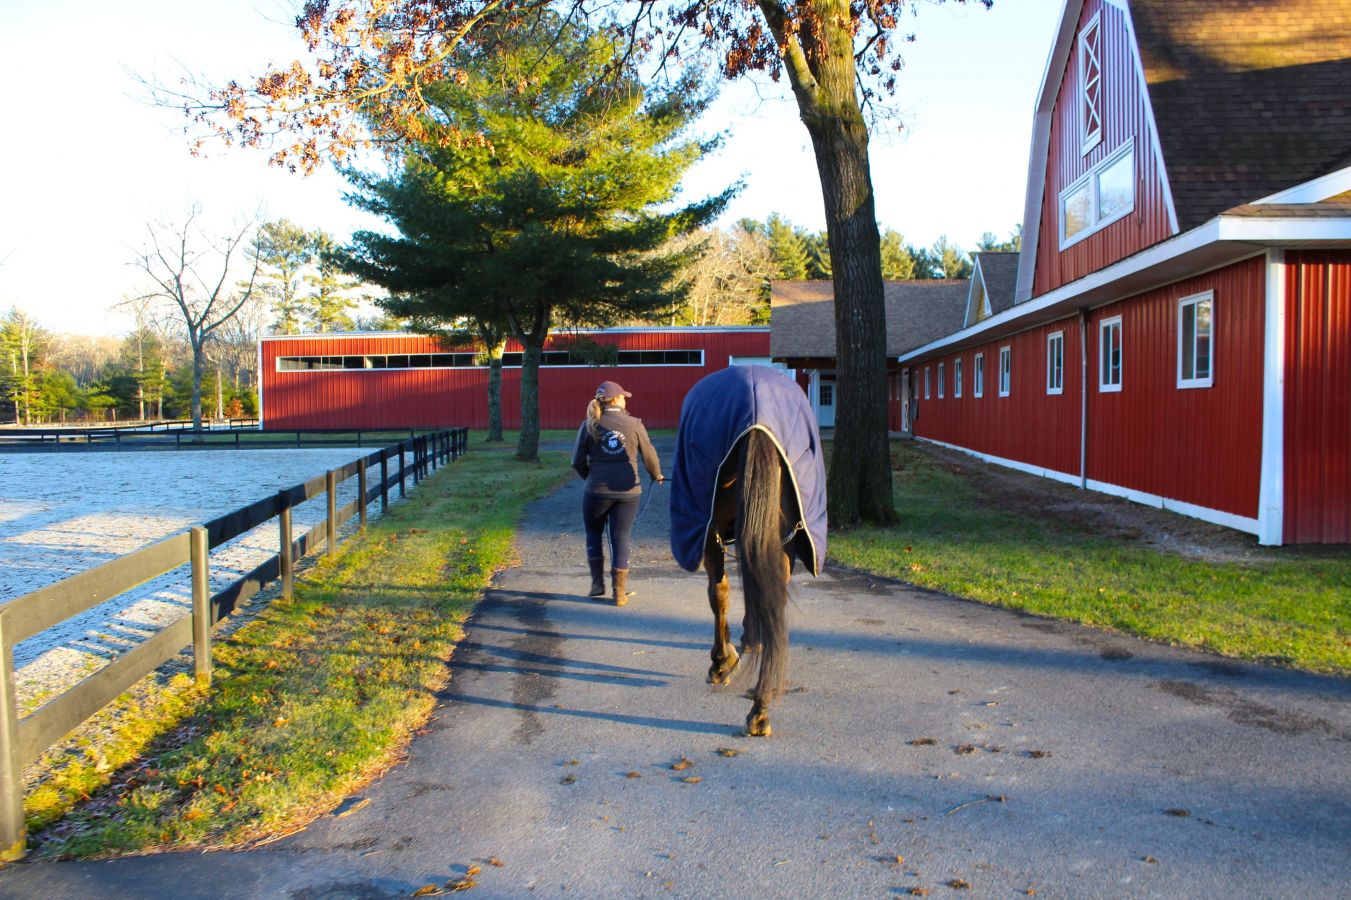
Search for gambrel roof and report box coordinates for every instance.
[770,280,968,360]
[1016,0,1351,302]
[1130,0,1351,230]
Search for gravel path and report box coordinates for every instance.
[0,448,375,705]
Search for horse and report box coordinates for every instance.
[670,366,827,737]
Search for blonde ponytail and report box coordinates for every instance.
[586,398,604,440]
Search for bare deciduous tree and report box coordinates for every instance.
[132,208,260,429]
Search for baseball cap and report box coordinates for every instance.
[595,381,632,400]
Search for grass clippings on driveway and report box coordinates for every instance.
[829,441,1351,674]
[29,448,569,859]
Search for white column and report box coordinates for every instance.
[1257,249,1287,545]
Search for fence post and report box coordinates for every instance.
[399,444,407,498]
[279,491,293,600]
[358,459,368,530]
[0,616,26,861]
[380,454,389,512]
[190,526,212,686]
[326,470,338,556]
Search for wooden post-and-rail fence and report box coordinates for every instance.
[0,427,470,860]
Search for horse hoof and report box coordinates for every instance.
[707,647,740,685]
[745,713,772,737]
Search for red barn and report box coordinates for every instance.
[901,0,1351,545]
[259,327,771,432]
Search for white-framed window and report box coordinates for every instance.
[954,357,964,398]
[1079,12,1102,155]
[1047,331,1065,395]
[998,346,1012,397]
[924,366,931,400]
[1178,291,1214,388]
[1099,316,1123,392]
[937,362,945,398]
[974,352,985,398]
[1060,142,1135,248]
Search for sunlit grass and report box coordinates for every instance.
[30,451,569,858]
[829,442,1351,673]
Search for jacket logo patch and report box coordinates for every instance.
[601,431,626,455]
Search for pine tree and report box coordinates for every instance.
[337,17,730,460]
[764,214,810,280]
[879,229,916,280]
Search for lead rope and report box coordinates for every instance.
[632,476,664,526]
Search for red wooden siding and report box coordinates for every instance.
[912,320,1082,477]
[1032,0,1174,296]
[1085,257,1265,518]
[912,256,1265,522]
[259,329,769,431]
[1284,251,1351,544]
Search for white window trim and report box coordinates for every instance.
[1099,315,1123,392]
[1177,290,1215,389]
[1047,331,1065,395]
[924,366,931,400]
[998,346,1012,397]
[973,352,985,398]
[1059,140,1136,250]
[954,357,964,398]
[937,362,945,398]
[1079,11,1103,155]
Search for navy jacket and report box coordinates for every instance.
[669,366,827,574]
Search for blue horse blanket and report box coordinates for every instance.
[669,366,828,575]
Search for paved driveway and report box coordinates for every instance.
[3,461,1348,898]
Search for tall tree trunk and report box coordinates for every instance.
[216,358,225,421]
[136,333,146,421]
[485,339,505,443]
[759,0,897,527]
[516,339,542,462]
[191,340,205,430]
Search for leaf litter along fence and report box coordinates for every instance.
[0,428,469,860]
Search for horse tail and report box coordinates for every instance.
[737,428,790,701]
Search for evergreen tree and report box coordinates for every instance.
[338,17,730,460]
[804,231,833,280]
[976,225,1022,253]
[252,220,312,334]
[931,235,973,280]
[764,214,810,280]
[879,229,916,280]
[307,232,359,332]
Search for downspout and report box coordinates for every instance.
[1079,308,1089,490]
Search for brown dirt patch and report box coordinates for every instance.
[915,443,1276,563]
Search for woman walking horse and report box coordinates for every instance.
[670,366,827,736]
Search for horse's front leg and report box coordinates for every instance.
[704,538,739,685]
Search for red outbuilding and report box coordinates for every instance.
[258,326,771,432]
[900,0,1351,545]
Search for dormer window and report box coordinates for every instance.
[1080,13,1102,154]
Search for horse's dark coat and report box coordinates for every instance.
[669,366,828,575]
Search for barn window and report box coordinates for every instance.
[924,366,931,400]
[973,353,985,398]
[1047,332,1065,395]
[954,357,964,398]
[1099,316,1123,392]
[1079,12,1102,154]
[998,346,1011,397]
[1178,292,1214,388]
[1059,143,1135,248]
[937,362,946,398]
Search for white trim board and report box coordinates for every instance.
[1257,250,1287,545]
[1253,166,1351,205]
[916,437,1260,536]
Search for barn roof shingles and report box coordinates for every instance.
[1129,0,1351,229]
[770,280,968,359]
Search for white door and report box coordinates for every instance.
[816,372,836,428]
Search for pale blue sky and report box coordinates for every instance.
[0,0,1061,336]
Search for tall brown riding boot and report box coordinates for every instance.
[611,568,631,606]
[587,559,606,597]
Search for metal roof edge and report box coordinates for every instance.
[258,325,771,342]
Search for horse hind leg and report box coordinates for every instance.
[704,537,739,685]
[745,550,790,737]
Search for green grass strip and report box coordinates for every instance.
[29,449,569,858]
[829,442,1351,674]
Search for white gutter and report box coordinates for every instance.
[900,212,1351,364]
